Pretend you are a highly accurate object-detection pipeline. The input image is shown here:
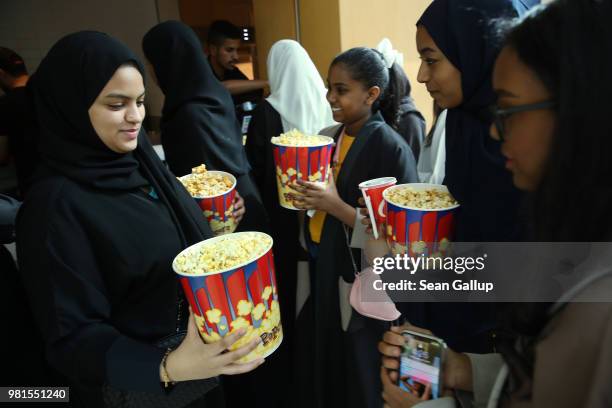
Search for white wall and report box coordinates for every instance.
[0,0,180,117]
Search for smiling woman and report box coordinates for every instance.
[88,64,146,154]
[294,46,418,408]
[17,31,262,408]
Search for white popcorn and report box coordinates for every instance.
[175,232,272,275]
[271,129,330,146]
[386,186,458,210]
[179,164,234,197]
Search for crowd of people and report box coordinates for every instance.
[1,0,611,407]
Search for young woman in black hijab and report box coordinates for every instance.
[377,0,527,357]
[18,31,263,408]
[142,21,269,234]
[380,2,612,406]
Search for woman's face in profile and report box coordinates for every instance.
[88,65,146,154]
[326,62,380,126]
[490,46,556,191]
[416,25,463,109]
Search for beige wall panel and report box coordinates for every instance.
[179,0,254,28]
[338,0,434,128]
[252,0,297,79]
[298,0,342,81]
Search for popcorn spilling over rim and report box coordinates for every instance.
[385,186,458,210]
[179,164,234,197]
[271,129,332,147]
[175,232,273,275]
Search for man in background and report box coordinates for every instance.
[207,20,267,106]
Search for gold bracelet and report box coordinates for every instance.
[160,348,173,388]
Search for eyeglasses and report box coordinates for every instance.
[489,100,556,142]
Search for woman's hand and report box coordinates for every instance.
[233,192,246,224]
[380,323,433,407]
[163,311,264,382]
[289,173,340,213]
[289,175,356,226]
[379,324,411,384]
[379,324,438,386]
[358,197,374,234]
[364,226,390,265]
[381,366,431,407]
[379,323,473,396]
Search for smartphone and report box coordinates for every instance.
[398,330,446,399]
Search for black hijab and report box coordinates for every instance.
[142,21,249,176]
[28,31,211,246]
[418,0,523,241]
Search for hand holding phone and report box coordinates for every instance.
[398,330,446,399]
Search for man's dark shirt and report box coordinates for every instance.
[208,57,263,106]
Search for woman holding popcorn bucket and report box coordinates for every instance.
[290,47,418,408]
[378,1,612,407]
[370,0,530,367]
[143,21,269,235]
[17,31,262,408]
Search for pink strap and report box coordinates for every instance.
[332,129,346,165]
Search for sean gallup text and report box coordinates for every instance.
[374,279,494,293]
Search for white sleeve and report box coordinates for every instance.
[417,109,447,184]
[465,353,505,408]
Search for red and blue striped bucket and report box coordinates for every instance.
[173,232,282,363]
[271,136,334,210]
[383,184,459,256]
[180,171,237,236]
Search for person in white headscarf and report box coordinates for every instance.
[262,39,334,134]
[244,39,334,406]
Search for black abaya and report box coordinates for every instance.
[390,0,526,354]
[301,113,418,408]
[143,21,270,234]
[19,31,215,407]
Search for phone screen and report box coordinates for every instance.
[398,331,444,399]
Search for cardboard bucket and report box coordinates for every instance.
[173,232,282,363]
[271,136,334,210]
[359,177,397,239]
[383,183,459,256]
[180,171,237,236]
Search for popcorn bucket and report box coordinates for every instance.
[383,183,460,256]
[359,177,397,239]
[173,232,282,363]
[271,136,334,210]
[180,171,237,236]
